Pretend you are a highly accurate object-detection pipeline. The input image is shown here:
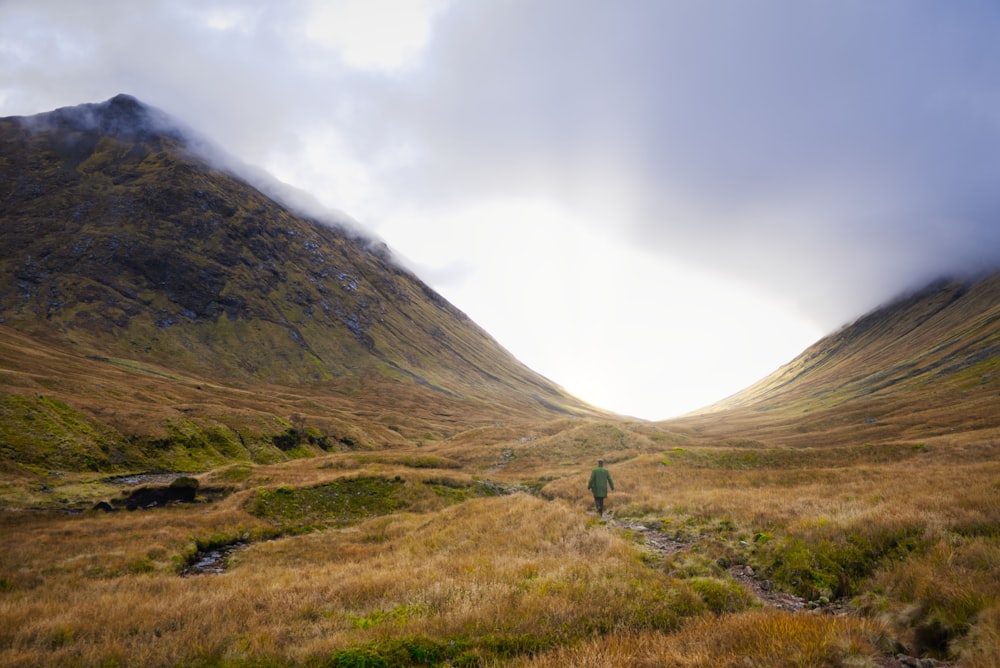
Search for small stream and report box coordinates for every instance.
[181,543,248,575]
[102,473,245,574]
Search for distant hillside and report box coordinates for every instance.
[674,272,1000,447]
[0,95,601,471]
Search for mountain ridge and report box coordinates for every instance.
[1,94,568,397]
[0,95,603,471]
[672,270,1000,449]
[2,95,998,472]
[14,93,187,142]
[710,273,1000,409]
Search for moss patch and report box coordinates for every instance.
[248,476,407,526]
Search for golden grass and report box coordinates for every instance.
[516,611,891,667]
[0,492,692,666]
[2,421,999,665]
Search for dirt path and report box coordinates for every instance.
[608,516,954,667]
[611,517,829,613]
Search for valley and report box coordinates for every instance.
[3,394,998,666]
[2,96,999,666]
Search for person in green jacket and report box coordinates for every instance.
[587,459,615,515]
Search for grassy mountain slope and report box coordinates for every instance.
[0,95,602,471]
[672,272,1000,448]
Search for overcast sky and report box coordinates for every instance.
[3,1,1000,419]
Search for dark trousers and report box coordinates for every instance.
[594,496,606,513]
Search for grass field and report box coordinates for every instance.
[3,414,998,667]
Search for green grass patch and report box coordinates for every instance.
[248,476,407,526]
[0,392,114,470]
[420,477,507,503]
[205,463,255,483]
[755,523,926,601]
[348,604,428,630]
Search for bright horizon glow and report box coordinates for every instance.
[281,185,825,419]
[265,128,826,419]
[412,201,825,419]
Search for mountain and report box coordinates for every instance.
[672,272,1000,447]
[4,94,997,475]
[0,95,602,471]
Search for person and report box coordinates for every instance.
[587,459,614,515]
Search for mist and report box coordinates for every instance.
[353,0,1000,330]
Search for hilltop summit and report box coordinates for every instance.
[17,94,187,142]
[0,95,585,408]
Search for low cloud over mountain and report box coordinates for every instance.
[3,1,999,417]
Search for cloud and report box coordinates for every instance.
[334,1,1000,327]
[3,0,1000,417]
[302,0,450,71]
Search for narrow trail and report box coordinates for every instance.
[609,516,813,613]
[607,515,954,667]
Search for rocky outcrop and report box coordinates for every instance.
[93,476,200,511]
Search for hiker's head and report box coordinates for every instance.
[597,459,604,467]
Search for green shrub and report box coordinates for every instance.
[689,576,759,614]
[272,428,300,451]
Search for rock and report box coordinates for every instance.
[113,480,199,510]
[169,476,199,492]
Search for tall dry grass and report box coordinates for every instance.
[516,611,892,667]
[0,493,693,666]
[2,429,999,665]
[542,439,1000,662]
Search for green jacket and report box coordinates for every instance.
[588,467,614,497]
